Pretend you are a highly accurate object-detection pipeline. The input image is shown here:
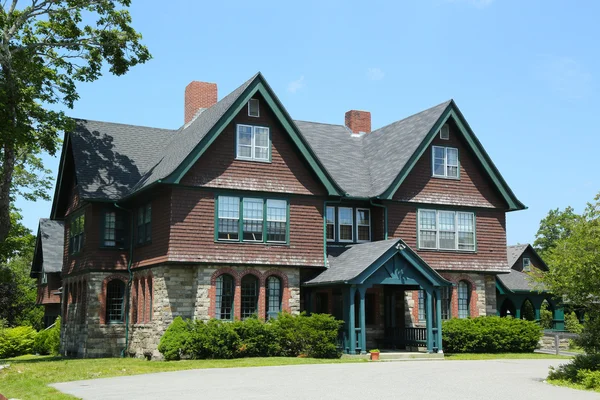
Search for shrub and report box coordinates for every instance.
[576,311,600,354]
[442,316,541,353]
[565,312,583,334]
[548,354,600,389]
[233,317,279,357]
[270,312,342,358]
[540,302,553,330]
[0,325,37,358]
[157,316,191,361]
[33,317,61,355]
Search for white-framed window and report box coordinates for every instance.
[523,257,531,272]
[236,124,270,162]
[418,209,475,251]
[440,124,450,140]
[242,198,263,242]
[338,207,353,242]
[326,206,335,242]
[248,99,260,117]
[432,146,458,178]
[218,196,240,241]
[266,199,287,243]
[356,208,371,242]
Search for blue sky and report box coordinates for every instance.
[16,0,599,246]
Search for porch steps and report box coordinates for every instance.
[342,352,444,361]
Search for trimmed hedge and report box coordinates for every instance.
[158,313,343,361]
[442,316,542,353]
[0,325,37,358]
[33,317,61,355]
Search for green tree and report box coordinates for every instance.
[0,0,151,243]
[541,193,600,353]
[533,206,579,260]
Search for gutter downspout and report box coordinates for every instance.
[323,198,343,267]
[115,202,134,358]
[370,199,388,240]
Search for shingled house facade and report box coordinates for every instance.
[31,72,526,358]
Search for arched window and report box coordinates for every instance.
[216,274,234,320]
[458,281,470,319]
[241,275,259,319]
[266,276,282,319]
[106,279,125,323]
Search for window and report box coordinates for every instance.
[440,124,450,140]
[266,199,287,243]
[243,198,263,241]
[106,280,125,323]
[69,213,85,254]
[216,274,234,320]
[103,210,127,247]
[326,206,335,242]
[356,209,371,242]
[241,275,259,319]
[458,281,470,319]
[216,196,288,243]
[418,290,426,322]
[432,146,459,178]
[41,272,47,285]
[218,196,240,241]
[248,99,260,117]
[137,203,151,244]
[418,210,475,251]
[338,207,353,242]
[236,124,270,161]
[266,276,282,320]
[441,286,451,320]
[523,257,531,272]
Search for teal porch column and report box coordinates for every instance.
[425,288,434,353]
[554,306,565,331]
[358,287,367,354]
[435,288,443,353]
[348,286,357,354]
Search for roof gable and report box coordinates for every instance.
[378,101,525,210]
[507,243,549,271]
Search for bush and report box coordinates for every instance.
[0,325,37,358]
[565,312,583,334]
[157,316,191,361]
[158,313,343,360]
[540,302,553,330]
[33,317,61,355]
[442,316,542,353]
[576,311,600,354]
[549,354,600,389]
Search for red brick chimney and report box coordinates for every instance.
[345,110,371,134]
[185,81,218,124]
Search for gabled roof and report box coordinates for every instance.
[507,243,549,271]
[52,73,524,210]
[30,219,64,277]
[305,238,451,287]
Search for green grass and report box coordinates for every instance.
[444,353,574,360]
[0,355,365,400]
[547,379,600,393]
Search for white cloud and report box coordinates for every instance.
[366,68,385,81]
[445,0,495,8]
[287,76,305,94]
[536,56,592,100]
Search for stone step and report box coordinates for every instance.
[379,352,444,361]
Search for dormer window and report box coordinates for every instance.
[523,258,531,272]
[440,124,450,140]
[236,124,270,162]
[432,146,459,178]
[248,99,260,117]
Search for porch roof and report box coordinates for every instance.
[496,269,548,294]
[305,238,452,287]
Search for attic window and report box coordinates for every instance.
[523,258,531,272]
[236,124,270,162]
[440,124,450,140]
[432,146,459,178]
[248,99,260,117]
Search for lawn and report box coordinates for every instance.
[444,353,573,360]
[0,355,365,400]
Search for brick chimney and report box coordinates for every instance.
[345,110,371,134]
[185,81,218,124]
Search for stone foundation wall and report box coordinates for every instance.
[61,265,301,359]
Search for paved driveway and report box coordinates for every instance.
[52,359,599,400]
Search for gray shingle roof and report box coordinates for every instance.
[296,101,451,198]
[306,239,402,284]
[497,269,547,293]
[37,219,65,274]
[507,244,528,268]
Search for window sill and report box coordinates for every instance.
[417,248,477,254]
[99,246,129,251]
[234,157,271,164]
[431,175,460,181]
[214,240,289,247]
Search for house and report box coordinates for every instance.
[496,244,565,330]
[31,72,526,358]
[30,218,64,328]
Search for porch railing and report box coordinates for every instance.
[379,327,427,349]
